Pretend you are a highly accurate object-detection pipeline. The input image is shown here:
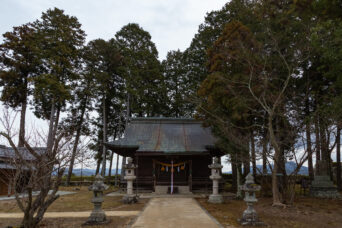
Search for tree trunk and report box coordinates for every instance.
[46,100,56,152]
[101,95,108,177]
[243,155,250,177]
[337,124,341,191]
[115,154,119,186]
[236,162,242,198]
[18,95,27,147]
[108,131,117,178]
[277,117,287,203]
[305,96,314,180]
[251,131,257,179]
[262,128,268,175]
[232,156,237,192]
[121,93,131,181]
[268,114,283,206]
[306,121,314,180]
[95,156,101,175]
[314,113,321,174]
[66,97,88,185]
[108,151,114,177]
[319,118,330,177]
[121,156,126,182]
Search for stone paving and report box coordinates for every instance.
[131,197,222,228]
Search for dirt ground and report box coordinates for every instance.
[0,216,135,228]
[197,196,342,228]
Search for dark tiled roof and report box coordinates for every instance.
[106,118,218,154]
[0,145,45,161]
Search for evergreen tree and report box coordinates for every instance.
[84,38,124,176]
[32,7,85,127]
[115,23,167,117]
[0,23,39,146]
[162,50,193,117]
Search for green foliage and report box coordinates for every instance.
[162,50,194,117]
[197,0,311,161]
[84,38,126,160]
[32,7,85,119]
[0,23,39,108]
[115,23,167,117]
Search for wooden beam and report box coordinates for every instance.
[189,160,192,192]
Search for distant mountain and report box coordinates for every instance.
[224,161,308,175]
[64,168,122,176]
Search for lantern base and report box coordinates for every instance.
[83,211,110,226]
[122,194,139,204]
[239,206,265,226]
[208,194,223,203]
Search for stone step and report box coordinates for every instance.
[154,185,192,194]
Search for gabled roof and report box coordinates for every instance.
[106,117,221,155]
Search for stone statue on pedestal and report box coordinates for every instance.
[239,173,265,226]
[84,174,109,225]
[122,157,139,204]
[310,160,340,198]
[208,157,223,203]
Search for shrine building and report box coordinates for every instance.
[106,117,224,194]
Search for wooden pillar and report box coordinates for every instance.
[153,159,156,191]
[133,155,138,194]
[7,177,12,197]
[189,160,192,192]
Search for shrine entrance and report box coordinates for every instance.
[152,158,192,193]
[106,118,224,193]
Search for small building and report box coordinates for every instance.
[106,118,224,193]
[0,145,44,196]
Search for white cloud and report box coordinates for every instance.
[0,0,226,59]
[0,0,227,170]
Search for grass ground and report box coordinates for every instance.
[0,186,147,213]
[197,196,342,228]
[0,186,148,227]
[0,216,134,228]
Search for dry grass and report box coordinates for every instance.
[0,216,134,228]
[0,186,148,227]
[0,186,147,213]
[197,196,342,228]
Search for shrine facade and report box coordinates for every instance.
[106,118,224,193]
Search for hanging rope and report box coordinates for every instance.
[155,160,187,167]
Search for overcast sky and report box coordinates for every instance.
[0,0,232,171]
[1,0,226,60]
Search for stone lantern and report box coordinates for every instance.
[122,157,138,204]
[84,174,109,225]
[208,156,223,203]
[239,173,264,226]
[310,160,340,198]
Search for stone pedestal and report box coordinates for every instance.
[239,173,265,226]
[84,174,109,225]
[123,157,139,204]
[208,157,223,204]
[310,161,340,198]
